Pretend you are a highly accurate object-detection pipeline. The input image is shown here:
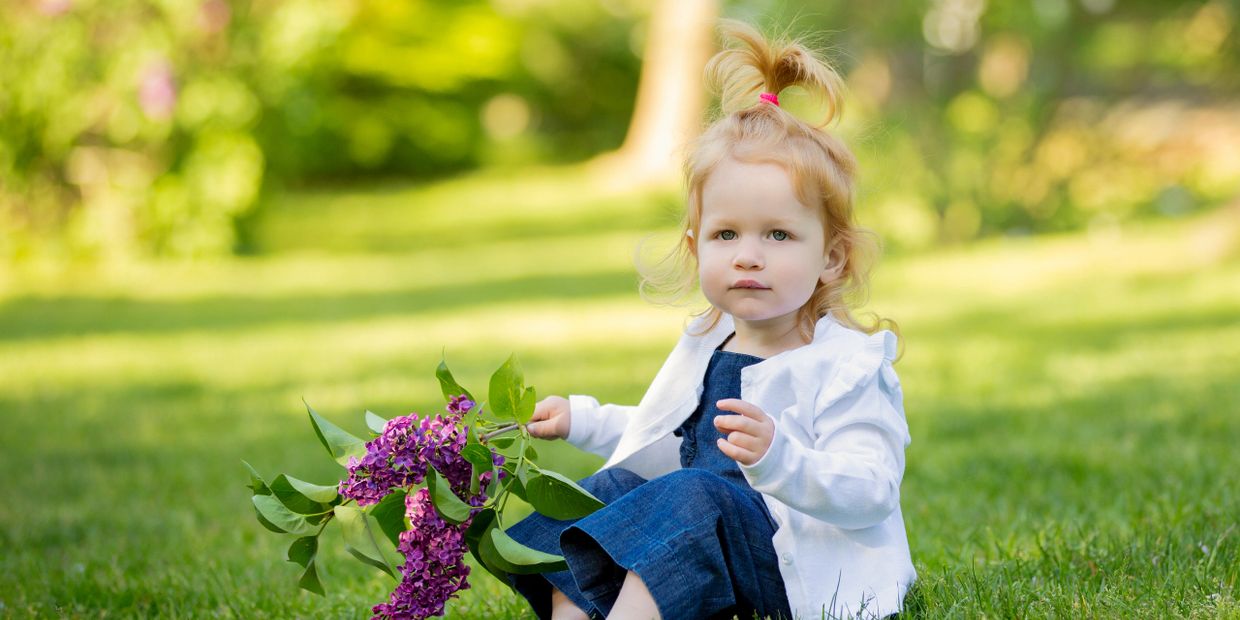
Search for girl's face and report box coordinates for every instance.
[694,158,837,327]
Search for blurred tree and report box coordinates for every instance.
[596,0,718,187]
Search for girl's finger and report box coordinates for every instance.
[716,437,755,464]
[528,421,547,437]
[715,398,767,420]
[726,431,761,452]
[713,414,757,434]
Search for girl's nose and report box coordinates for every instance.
[733,243,763,270]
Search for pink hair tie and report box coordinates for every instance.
[759,91,780,106]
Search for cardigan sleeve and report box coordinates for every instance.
[739,330,910,530]
[565,395,634,460]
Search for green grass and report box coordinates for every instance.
[2,163,1238,618]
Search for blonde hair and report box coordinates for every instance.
[637,19,902,360]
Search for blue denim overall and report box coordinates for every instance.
[504,340,793,620]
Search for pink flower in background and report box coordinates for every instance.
[36,0,72,17]
[139,60,177,121]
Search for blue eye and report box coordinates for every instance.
[770,230,789,241]
[719,230,737,240]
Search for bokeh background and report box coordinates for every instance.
[2,0,1238,617]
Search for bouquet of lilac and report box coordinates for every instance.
[244,355,605,619]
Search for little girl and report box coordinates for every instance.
[507,19,915,620]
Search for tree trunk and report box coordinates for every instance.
[588,0,718,190]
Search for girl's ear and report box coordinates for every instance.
[685,229,697,257]
[819,240,847,285]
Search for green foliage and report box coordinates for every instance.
[425,466,473,526]
[370,489,409,549]
[488,354,525,423]
[0,0,643,260]
[522,469,605,521]
[269,474,339,514]
[7,1,1239,261]
[481,528,569,575]
[463,508,512,585]
[364,410,388,435]
[306,402,366,467]
[436,355,475,403]
[749,3,1240,250]
[287,536,325,596]
[334,504,403,579]
[251,495,317,536]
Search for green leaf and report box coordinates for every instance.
[464,509,510,585]
[524,443,539,461]
[285,475,340,503]
[365,410,388,435]
[488,354,524,422]
[253,506,286,534]
[298,560,325,596]
[305,401,366,467]
[463,508,496,551]
[481,527,568,575]
[334,505,402,579]
[270,474,337,514]
[369,490,408,549]
[427,466,472,525]
[287,536,317,568]
[516,386,537,425]
[489,436,516,449]
[242,460,271,496]
[436,355,474,402]
[523,470,605,520]
[252,495,316,536]
[462,444,495,471]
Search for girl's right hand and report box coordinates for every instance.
[527,396,571,440]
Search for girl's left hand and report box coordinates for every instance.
[713,399,774,466]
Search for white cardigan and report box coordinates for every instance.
[565,312,916,620]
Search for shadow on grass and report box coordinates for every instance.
[0,268,640,342]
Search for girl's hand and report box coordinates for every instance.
[713,399,774,466]
[527,396,571,440]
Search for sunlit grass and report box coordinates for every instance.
[1,170,1237,617]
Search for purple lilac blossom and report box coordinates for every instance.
[371,489,470,619]
[446,395,475,416]
[339,396,506,620]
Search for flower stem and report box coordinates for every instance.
[481,423,520,442]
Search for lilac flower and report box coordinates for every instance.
[371,489,471,619]
[447,395,475,416]
[339,396,507,620]
[339,410,472,507]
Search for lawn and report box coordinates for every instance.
[1,164,1237,618]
